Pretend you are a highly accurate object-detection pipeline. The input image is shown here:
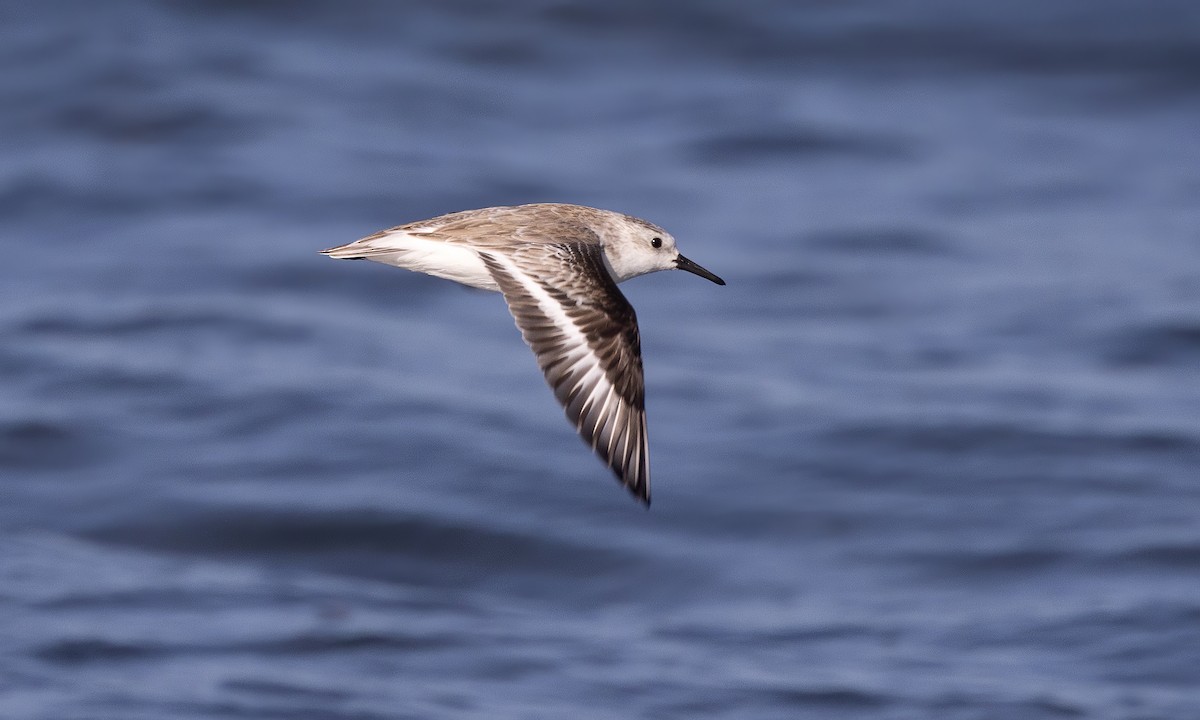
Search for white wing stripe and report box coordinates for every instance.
[484,253,621,448]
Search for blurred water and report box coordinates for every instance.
[3,2,1200,718]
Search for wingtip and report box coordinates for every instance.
[613,467,650,507]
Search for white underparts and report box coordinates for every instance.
[355,232,500,291]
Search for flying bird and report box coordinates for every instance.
[322,203,725,505]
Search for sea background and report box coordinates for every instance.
[3,2,1200,718]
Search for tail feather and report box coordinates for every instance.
[319,230,496,290]
[321,229,415,259]
[320,242,370,259]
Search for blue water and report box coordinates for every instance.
[4,2,1200,718]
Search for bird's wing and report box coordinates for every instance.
[479,242,650,505]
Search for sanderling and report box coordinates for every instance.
[322,203,725,505]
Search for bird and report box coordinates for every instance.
[321,203,725,505]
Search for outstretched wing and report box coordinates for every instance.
[479,243,650,505]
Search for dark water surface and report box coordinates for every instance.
[4,2,1200,718]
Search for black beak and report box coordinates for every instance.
[675,254,726,285]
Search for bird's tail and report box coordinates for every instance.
[320,228,407,260]
[320,242,368,259]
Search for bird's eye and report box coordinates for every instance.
[651,237,662,248]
